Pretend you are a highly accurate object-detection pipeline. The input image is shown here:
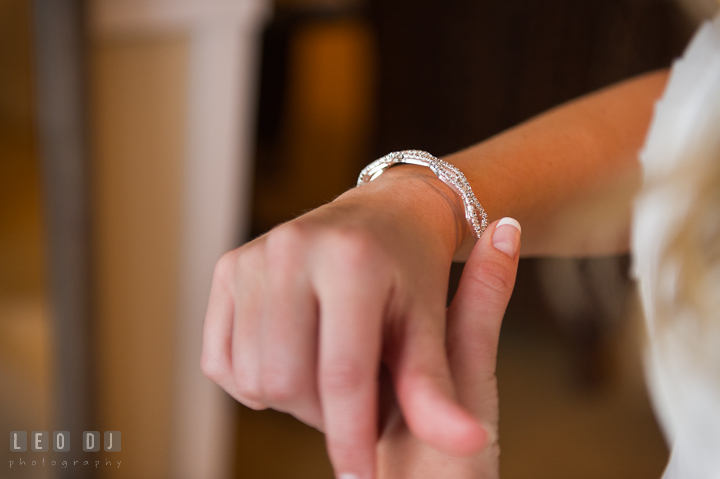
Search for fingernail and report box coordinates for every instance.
[339,474,360,479]
[492,217,521,257]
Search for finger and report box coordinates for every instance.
[259,227,324,429]
[447,218,521,417]
[229,246,269,410]
[316,248,387,479]
[201,250,245,399]
[389,306,488,457]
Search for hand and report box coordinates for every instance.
[377,219,521,479]
[200,167,512,479]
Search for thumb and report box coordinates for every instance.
[389,218,521,457]
[446,217,521,424]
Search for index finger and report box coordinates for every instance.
[315,243,389,479]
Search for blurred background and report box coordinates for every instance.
[1,0,714,478]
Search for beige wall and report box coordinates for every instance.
[90,34,189,479]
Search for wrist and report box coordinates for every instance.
[355,150,487,260]
[338,164,471,258]
[381,164,472,251]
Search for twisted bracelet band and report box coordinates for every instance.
[357,150,488,239]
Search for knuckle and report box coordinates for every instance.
[200,352,224,383]
[327,228,377,270]
[213,250,239,284]
[234,370,263,405]
[266,222,307,256]
[321,361,366,395]
[264,223,309,273]
[234,244,264,275]
[468,260,515,297]
[261,367,302,404]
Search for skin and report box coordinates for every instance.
[377,220,520,479]
[446,70,670,258]
[201,70,669,478]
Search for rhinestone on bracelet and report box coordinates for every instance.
[357,150,488,239]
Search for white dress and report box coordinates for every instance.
[632,12,720,479]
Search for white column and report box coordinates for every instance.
[90,1,271,477]
[173,14,265,479]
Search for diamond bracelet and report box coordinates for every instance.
[357,150,488,239]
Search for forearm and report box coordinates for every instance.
[449,70,668,258]
[350,70,668,261]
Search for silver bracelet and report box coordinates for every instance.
[357,150,488,239]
